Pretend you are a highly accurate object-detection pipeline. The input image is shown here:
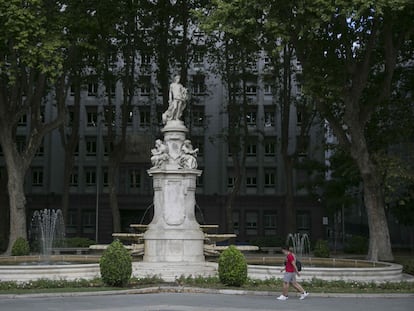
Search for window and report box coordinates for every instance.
[246,175,257,188]
[139,108,151,127]
[103,139,113,156]
[82,210,96,234]
[264,84,272,95]
[85,169,96,186]
[297,135,310,156]
[35,140,44,157]
[105,83,116,97]
[246,109,257,126]
[297,111,303,125]
[104,107,116,128]
[67,109,75,126]
[228,176,235,188]
[18,114,27,126]
[245,212,258,236]
[192,75,205,95]
[32,168,43,186]
[88,83,98,96]
[264,139,276,156]
[264,213,277,236]
[139,76,151,95]
[74,143,79,156]
[86,109,98,127]
[193,50,204,64]
[127,108,134,125]
[297,211,311,234]
[246,85,257,95]
[66,210,77,234]
[129,169,141,188]
[141,53,151,65]
[102,169,109,187]
[70,170,78,187]
[85,138,97,156]
[264,108,275,127]
[246,142,257,156]
[264,170,275,187]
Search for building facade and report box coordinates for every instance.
[0,46,326,246]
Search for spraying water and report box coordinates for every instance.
[30,209,65,258]
[286,233,310,258]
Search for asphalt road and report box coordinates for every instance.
[1,291,413,311]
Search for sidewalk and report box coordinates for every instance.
[1,287,413,311]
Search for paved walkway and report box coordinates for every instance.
[1,288,413,311]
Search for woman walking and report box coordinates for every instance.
[277,245,309,300]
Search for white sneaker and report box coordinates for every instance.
[277,295,288,301]
[299,291,309,300]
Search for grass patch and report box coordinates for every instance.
[0,276,413,295]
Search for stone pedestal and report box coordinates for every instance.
[144,120,204,262]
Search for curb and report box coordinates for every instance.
[1,286,414,299]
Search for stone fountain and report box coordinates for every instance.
[131,75,217,280]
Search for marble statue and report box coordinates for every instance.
[179,139,199,169]
[162,75,188,124]
[150,139,169,168]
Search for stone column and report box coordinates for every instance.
[144,120,204,262]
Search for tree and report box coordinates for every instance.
[0,0,68,253]
[197,0,262,233]
[264,0,414,261]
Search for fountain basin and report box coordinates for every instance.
[0,255,412,283]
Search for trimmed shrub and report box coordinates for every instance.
[218,245,247,287]
[344,235,369,254]
[11,237,30,256]
[99,239,132,287]
[313,239,330,258]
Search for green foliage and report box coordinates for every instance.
[313,239,330,258]
[250,236,283,248]
[11,237,30,256]
[218,245,247,287]
[65,237,95,248]
[344,235,369,254]
[99,240,132,287]
[401,259,414,276]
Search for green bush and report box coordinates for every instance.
[313,239,330,258]
[344,235,368,254]
[11,237,30,256]
[218,245,247,287]
[402,259,414,275]
[99,239,132,287]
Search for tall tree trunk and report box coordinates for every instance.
[108,161,121,233]
[353,142,393,261]
[280,44,296,235]
[6,159,27,254]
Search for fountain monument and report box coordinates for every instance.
[132,75,216,279]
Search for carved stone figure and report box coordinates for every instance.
[179,140,198,169]
[162,75,188,124]
[150,139,169,168]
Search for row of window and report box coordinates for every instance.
[233,210,311,237]
[61,208,310,238]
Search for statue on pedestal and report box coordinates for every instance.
[162,75,188,124]
[150,139,169,168]
[179,140,199,169]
